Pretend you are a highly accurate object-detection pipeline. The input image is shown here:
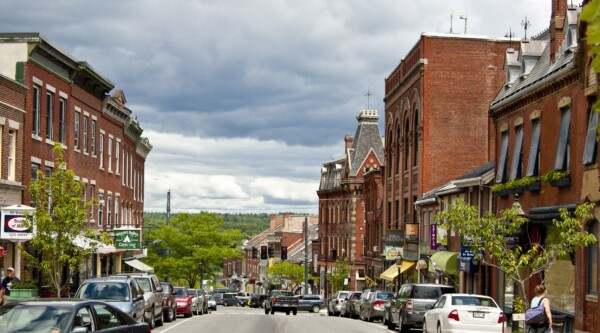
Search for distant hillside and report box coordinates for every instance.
[143,212,270,238]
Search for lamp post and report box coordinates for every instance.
[396,257,403,292]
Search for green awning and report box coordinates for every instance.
[429,251,459,276]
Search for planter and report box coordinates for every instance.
[495,189,510,197]
[525,182,541,192]
[509,187,524,195]
[6,289,38,301]
[550,176,570,187]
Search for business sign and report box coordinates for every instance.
[430,224,448,250]
[114,229,141,249]
[384,245,403,260]
[384,230,404,260]
[1,205,35,241]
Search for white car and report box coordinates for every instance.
[423,294,505,333]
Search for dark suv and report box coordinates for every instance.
[384,283,455,332]
[160,282,177,322]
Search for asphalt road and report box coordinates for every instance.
[152,305,394,333]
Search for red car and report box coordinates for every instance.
[174,287,194,318]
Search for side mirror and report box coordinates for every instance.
[425,304,433,310]
[156,287,163,293]
[136,295,144,301]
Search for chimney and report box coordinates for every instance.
[345,134,354,150]
[550,0,567,63]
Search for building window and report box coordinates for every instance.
[30,163,40,206]
[99,133,104,169]
[554,107,571,171]
[98,193,104,227]
[589,220,598,295]
[106,195,112,226]
[496,131,509,183]
[510,126,524,180]
[58,98,66,144]
[526,119,541,177]
[583,103,598,165]
[122,150,126,185]
[91,120,96,155]
[74,112,80,149]
[115,196,120,226]
[83,116,88,153]
[46,91,54,140]
[108,137,113,172]
[33,85,41,136]
[413,110,419,167]
[7,130,16,181]
[115,141,120,174]
[89,184,95,223]
[404,119,410,170]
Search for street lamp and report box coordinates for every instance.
[396,257,403,292]
[459,15,467,34]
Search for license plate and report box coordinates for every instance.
[283,304,289,307]
[473,312,485,318]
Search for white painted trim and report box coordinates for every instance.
[8,120,20,129]
[31,156,42,164]
[59,91,68,99]
[32,77,43,86]
[45,84,56,93]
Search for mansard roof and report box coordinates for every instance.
[348,110,384,177]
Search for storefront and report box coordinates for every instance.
[428,251,459,288]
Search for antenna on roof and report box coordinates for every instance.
[449,12,454,33]
[365,88,373,109]
[521,16,531,40]
[459,15,467,34]
[505,28,516,48]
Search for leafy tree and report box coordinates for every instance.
[144,212,244,288]
[436,198,596,303]
[266,261,308,286]
[23,143,110,297]
[582,0,600,73]
[326,259,351,294]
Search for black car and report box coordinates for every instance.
[160,282,177,322]
[248,294,269,308]
[0,299,150,333]
[297,294,326,313]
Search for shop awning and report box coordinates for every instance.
[429,251,459,276]
[72,235,120,254]
[124,259,154,273]
[380,261,416,282]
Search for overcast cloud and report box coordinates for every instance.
[1,0,562,213]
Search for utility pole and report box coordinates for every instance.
[166,190,171,257]
[304,216,309,294]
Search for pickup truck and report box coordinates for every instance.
[264,290,298,315]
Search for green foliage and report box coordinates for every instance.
[266,261,306,284]
[513,296,525,314]
[326,259,351,293]
[540,169,569,184]
[436,198,596,302]
[492,176,539,192]
[23,143,111,297]
[143,212,269,238]
[10,281,37,289]
[144,212,245,288]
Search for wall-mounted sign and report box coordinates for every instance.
[406,223,419,241]
[430,224,448,250]
[114,229,141,249]
[1,205,35,241]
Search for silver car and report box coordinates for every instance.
[327,290,351,316]
[188,289,206,315]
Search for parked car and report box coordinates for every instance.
[222,292,240,307]
[341,291,362,318]
[327,290,351,316]
[385,283,455,332]
[173,286,195,318]
[74,275,145,324]
[359,290,394,322]
[297,294,326,313]
[0,299,150,333]
[423,294,505,333]
[188,289,205,315]
[207,295,217,311]
[160,282,177,323]
[123,273,164,329]
[236,292,253,306]
[213,292,224,305]
[248,294,269,308]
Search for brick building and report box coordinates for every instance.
[0,72,26,272]
[380,32,512,287]
[489,1,597,330]
[0,33,152,281]
[317,109,384,295]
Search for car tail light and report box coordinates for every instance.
[273,297,277,303]
[373,301,385,309]
[448,309,460,321]
[335,299,339,304]
[498,312,505,324]
[406,301,413,313]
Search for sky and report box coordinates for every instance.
[0,0,566,214]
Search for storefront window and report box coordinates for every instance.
[545,225,575,313]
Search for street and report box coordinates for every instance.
[152,305,393,333]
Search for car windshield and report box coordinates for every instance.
[413,287,445,299]
[351,293,362,299]
[452,296,498,307]
[134,278,151,292]
[188,289,197,296]
[207,295,214,301]
[213,293,223,300]
[76,282,129,301]
[339,292,349,299]
[174,288,188,297]
[0,304,72,333]
[272,291,292,296]
[161,284,171,294]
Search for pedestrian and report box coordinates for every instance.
[529,284,553,333]
[0,267,21,305]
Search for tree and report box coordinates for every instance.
[436,198,596,303]
[23,143,109,297]
[144,212,244,288]
[266,261,307,287]
[326,259,351,294]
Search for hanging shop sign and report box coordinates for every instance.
[114,229,141,249]
[1,205,36,241]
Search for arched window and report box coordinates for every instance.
[396,125,401,176]
[404,119,410,170]
[413,110,419,167]
[388,128,393,178]
[589,220,598,295]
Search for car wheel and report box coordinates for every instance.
[327,307,332,316]
[173,306,177,321]
[271,309,275,315]
[398,315,410,333]
[386,311,396,330]
[265,308,270,315]
[198,305,203,315]
[311,305,320,313]
[147,310,155,329]
[156,311,164,327]
[293,310,297,315]
[185,305,192,318]
[367,310,373,322]
[423,321,428,333]
[286,311,290,315]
